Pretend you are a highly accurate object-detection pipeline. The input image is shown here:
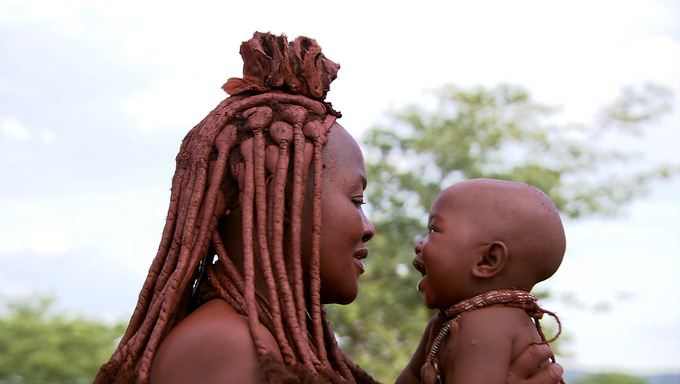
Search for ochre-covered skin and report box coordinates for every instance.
[95,33,564,384]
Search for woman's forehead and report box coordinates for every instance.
[323,122,365,168]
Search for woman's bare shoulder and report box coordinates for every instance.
[149,299,280,384]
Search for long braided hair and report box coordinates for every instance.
[95,32,361,383]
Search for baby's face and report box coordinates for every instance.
[412,188,479,310]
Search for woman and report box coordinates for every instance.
[95,32,562,383]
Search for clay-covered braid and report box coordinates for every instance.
[95,32,357,383]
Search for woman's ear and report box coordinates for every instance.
[472,241,509,279]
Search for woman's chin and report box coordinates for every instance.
[321,286,358,305]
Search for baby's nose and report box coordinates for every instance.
[414,241,423,254]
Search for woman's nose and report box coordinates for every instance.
[361,215,376,243]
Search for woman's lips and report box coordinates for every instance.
[354,248,368,274]
[353,258,366,274]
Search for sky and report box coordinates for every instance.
[1,0,679,376]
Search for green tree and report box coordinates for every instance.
[573,372,648,384]
[327,83,675,382]
[0,296,126,384]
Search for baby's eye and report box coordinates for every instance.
[428,226,436,234]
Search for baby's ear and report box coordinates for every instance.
[471,241,508,279]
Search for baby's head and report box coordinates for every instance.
[413,178,566,310]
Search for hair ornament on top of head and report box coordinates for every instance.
[223,32,341,115]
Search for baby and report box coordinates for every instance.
[413,178,565,384]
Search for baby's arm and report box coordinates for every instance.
[441,306,540,384]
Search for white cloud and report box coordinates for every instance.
[29,229,74,254]
[0,116,31,141]
[0,227,74,256]
[39,130,57,145]
[0,117,58,145]
[121,73,225,133]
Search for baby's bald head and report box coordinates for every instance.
[438,178,565,290]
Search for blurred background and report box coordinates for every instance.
[0,1,678,383]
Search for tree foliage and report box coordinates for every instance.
[327,83,675,382]
[0,296,126,384]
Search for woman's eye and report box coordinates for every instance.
[428,226,436,234]
[352,197,366,207]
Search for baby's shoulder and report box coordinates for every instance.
[456,305,538,340]
[456,305,542,356]
[459,305,534,324]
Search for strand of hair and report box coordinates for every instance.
[240,137,269,357]
[252,127,298,364]
[269,134,323,368]
[322,309,354,380]
[310,138,328,366]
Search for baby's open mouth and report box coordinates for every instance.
[412,258,426,275]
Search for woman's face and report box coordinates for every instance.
[302,123,375,305]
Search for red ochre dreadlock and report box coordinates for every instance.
[95,32,360,383]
